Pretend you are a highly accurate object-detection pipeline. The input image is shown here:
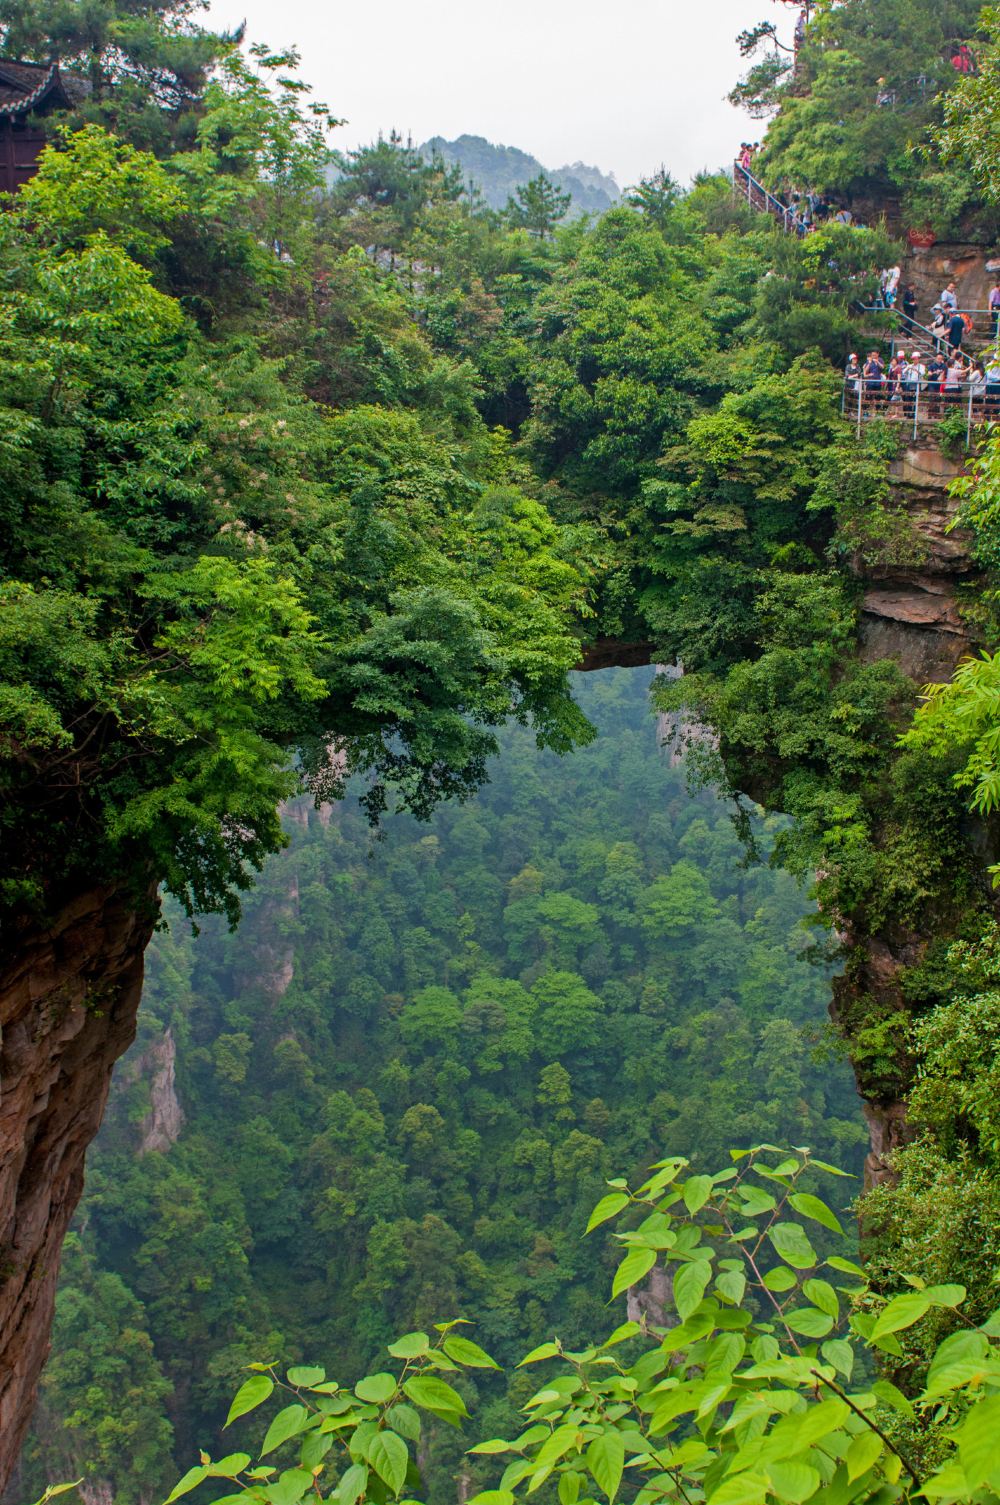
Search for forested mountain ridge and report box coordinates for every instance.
[15,671,866,1501]
[4,0,1000,1497]
[419,136,620,215]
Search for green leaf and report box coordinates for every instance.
[286,1365,326,1388]
[355,1373,397,1404]
[385,1404,421,1442]
[164,1466,206,1503]
[762,1265,797,1292]
[782,1306,834,1338]
[586,1193,630,1233]
[683,1175,714,1214]
[559,1470,583,1505]
[586,1432,625,1502]
[225,1375,274,1427]
[706,1470,769,1504]
[766,1461,820,1502]
[958,1397,1000,1489]
[820,1338,854,1378]
[802,1279,839,1319]
[846,1431,883,1483]
[768,1222,817,1270]
[870,1292,930,1341]
[826,1256,867,1279]
[517,1342,560,1366]
[208,1454,252,1478]
[468,1494,516,1505]
[737,1186,777,1216]
[467,1440,515,1455]
[443,1336,500,1369]
[367,1431,409,1495]
[601,1322,640,1349]
[924,1283,967,1309]
[717,1269,747,1305]
[871,1379,914,1419]
[611,1246,656,1299]
[402,1374,469,1418]
[261,1404,310,1457]
[788,1192,843,1235]
[388,1333,429,1360]
[674,1259,712,1320]
[337,1462,369,1505]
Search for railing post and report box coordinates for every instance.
[913,380,919,443]
[856,380,862,438]
[967,381,974,450]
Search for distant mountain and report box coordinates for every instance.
[421,133,620,217]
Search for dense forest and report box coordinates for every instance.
[4,0,1000,1501]
[16,671,865,1501]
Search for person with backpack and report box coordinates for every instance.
[947,307,967,353]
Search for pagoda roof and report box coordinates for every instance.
[0,60,87,121]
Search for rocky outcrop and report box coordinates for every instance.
[0,884,157,1488]
[137,1029,184,1156]
[857,444,975,682]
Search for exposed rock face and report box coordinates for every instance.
[0,884,157,1488]
[137,1028,184,1156]
[857,444,975,682]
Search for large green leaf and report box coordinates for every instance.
[443,1336,500,1369]
[958,1396,1000,1489]
[788,1192,843,1235]
[338,1462,369,1505]
[869,1292,930,1341]
[682,1175,714,1214]
[768,1222,817,1270]
[586,1431,625,1502]
[261,1404,310,1457]
[846,1430,883,1483]
[387,1333,429,1360]
[611,1246,656,1299]
[586,1192,630,1233]
[164,1466,206,1503]
[674,1259,712,1320]
[225,1374,274,1428]
[367,1431,409,1495]
[766,1460,820,1501]
[355,1373,397,1404]
[403,1374,468,1418]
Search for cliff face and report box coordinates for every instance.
[847,439,983,1184]
[0,885,157,1486]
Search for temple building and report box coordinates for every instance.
[0,60,85,196]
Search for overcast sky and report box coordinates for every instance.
[202,0,792,189]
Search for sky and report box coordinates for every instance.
[201,0,793,190]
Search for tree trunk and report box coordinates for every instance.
[0,883,157,1491]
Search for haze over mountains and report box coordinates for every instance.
[421,133,621,215]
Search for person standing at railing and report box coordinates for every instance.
[941,281,959,312]
[900,284,918,329]
[989,281,1000,338]
[886,352,905,404]
[929,304,948,351]
[947,307,967,355]
[863,351,885,408]
[902,352,925,417]
[845,354,862,399]
[944,355,964,404]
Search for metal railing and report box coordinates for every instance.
[732,163,798,233]
[841,375,1000,444]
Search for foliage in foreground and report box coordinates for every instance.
[161,1148,1000,1505]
